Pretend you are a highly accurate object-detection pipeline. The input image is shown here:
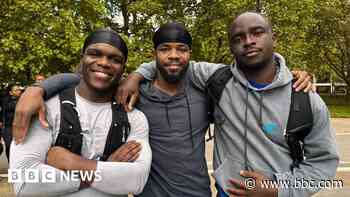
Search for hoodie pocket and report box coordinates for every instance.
[213,157,249,195]
[213,157,275,196]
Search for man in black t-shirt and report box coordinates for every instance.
[0,85,22,161]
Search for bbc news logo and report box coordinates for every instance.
[8,169,102,183]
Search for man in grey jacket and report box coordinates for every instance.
[205,12,339,197]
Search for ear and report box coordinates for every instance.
[152,50,157,58]
[122,59,128,70]
[229,44,234,55]
[121,53,127,66]
[75,60,83,75]
[80,48,84,57]
[272,32,277,48]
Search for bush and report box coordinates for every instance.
[321,95,350,105]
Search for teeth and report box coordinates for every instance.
[246,51,258,56]
[95,71,109,78]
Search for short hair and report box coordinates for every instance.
[228,11,273,40]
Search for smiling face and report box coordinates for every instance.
[155,42,191,83]
[229,12,275,70]
[81,43,125,93]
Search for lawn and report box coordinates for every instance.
[328,105,350,118]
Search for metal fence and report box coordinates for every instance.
[316,83,348,96]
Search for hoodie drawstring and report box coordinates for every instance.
[184,90,194,149]
[259,93,264,127]
[163,88,194,149]
[244,84,265,171]
[243,82,249,171]
[165,103,171,128]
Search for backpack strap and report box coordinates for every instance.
[205,65,233,141]
[100,99,130,161]
[56,87,83,155]
[285,82,313,169]
[206,65,233,123]
[56,87,130,160]
[206,66,233,105]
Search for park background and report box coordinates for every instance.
[1,0,349,115]
[0,0,350,196]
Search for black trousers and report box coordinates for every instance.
[2,127,12,162]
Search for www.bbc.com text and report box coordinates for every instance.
[244,177,343,190]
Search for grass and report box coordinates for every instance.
[327,105,350,118]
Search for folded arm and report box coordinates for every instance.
[10,119,80,196]
[91,110,152,195]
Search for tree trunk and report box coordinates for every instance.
[121,0,129,36]
[346,64,350,98]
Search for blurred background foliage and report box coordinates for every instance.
[0,0,349,92]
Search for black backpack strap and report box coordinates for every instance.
[285,82,313,169]
[56,88,130,160]
[56,87,83,155]
[100,99,130,161]
[206,66,233,104]
[205,65,233,141]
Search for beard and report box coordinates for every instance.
[156,61,189,84]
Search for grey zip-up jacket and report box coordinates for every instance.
[136,53,339,197]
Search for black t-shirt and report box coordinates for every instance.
[1,95,19,127]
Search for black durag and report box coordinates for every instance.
[83,28,128,61]
[153,22,192,49]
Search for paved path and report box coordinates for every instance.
[1,118,349,196]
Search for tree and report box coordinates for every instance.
[0,0,107,84]
[262,0,317,70]
[306,0,350,93]
[262,0,349,93]
[1,0,349,92]
[104,0,202,72]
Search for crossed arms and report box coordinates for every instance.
[10,101,151,196]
